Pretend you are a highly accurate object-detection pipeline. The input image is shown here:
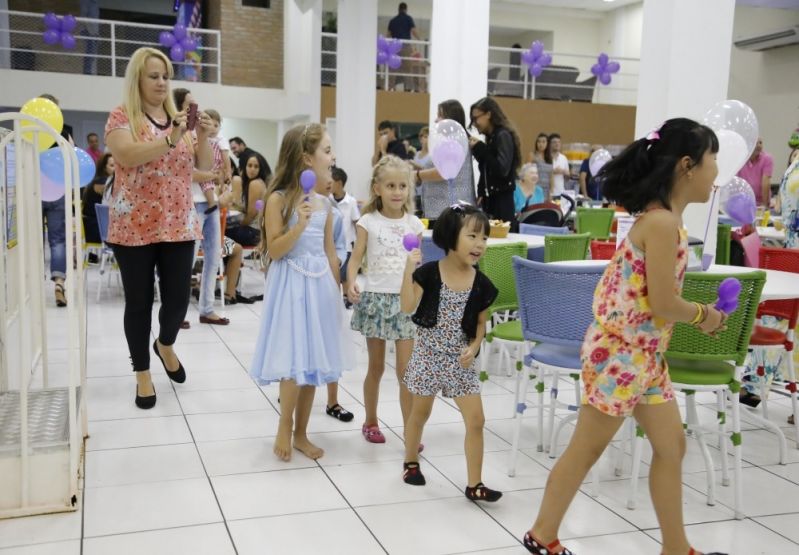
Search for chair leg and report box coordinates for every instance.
[536,367,545,453]
[785,341,799,447]
[687,392,717,506]
[716,390,730,487]
[545,372,560,453]
[729,386,744,519]
[509,369,532,478]
[613,419,628,477]
[627,425,644,510]
[549,411,577,459]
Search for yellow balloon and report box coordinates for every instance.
[20,97,64,151]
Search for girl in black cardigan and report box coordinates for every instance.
[399,204,502,502]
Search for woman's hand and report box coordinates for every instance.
[170,109,187,144]
[459,345,476,368]
[347,281,361,304]
[195,111,214,140]
[469,136,481,149]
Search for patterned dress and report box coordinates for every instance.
[581,223,688,417]
[404,284,482,398]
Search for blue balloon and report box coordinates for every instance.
[39,147,95,187]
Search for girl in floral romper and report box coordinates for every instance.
[523,119,728,555]
[400,204,502,502]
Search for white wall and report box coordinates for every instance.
[728,5,799,171]
[221,118,279,168]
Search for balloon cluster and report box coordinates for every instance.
[159,24,198,62]
[376,35,403,70]
[520,41,552,78]
[715,277,741,314]
[591,53,620,86]
[42,12,77,50]
[702,100,759,225]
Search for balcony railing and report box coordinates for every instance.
[0,9,221,83]
[320,33,639,105]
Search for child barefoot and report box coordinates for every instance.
[249,123,349,461]
[400,204,502,502]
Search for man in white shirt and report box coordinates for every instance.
[547,133,570,198]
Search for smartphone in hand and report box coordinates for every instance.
[187,103,198,131]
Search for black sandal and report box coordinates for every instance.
[326,403,354,422]
[465,482,503,502]
[523,531,573,555]
[739,390,761,408]
[54,283,67,307]
[403,462,426,485]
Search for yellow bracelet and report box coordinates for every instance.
[689,302,704,325]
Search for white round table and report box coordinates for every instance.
[422,229,545,249]
[550,260,799,301]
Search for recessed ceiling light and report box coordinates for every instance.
[603,0,617,3]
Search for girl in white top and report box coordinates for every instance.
[546,133,570,198]
[347,155,424,445]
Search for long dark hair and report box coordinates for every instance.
[93,153,113,180]
[172,87,191,111]
[241,151,270,211]
[600,118,719,214]
[438,99,467,131]
[469,96,522,172]
[544,133,560,164]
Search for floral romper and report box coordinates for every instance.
[581,223,688,417]
[404,284,482,398]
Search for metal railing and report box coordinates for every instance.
[322,32,430,93]
[0,9,221,83]
[487,46,639,105]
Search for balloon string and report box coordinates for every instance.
[702,187,718,249]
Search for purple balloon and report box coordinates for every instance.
[598,52,609,66]
[531,40,544,58]
[431,138,466,181]
[591,63,602,76]
[530,63,543,78]
[387,54,402,70]
[170,44,185,62]
[61,14,76,33]
[377,35,388,52]
[606,61,621,73]
[173,24,187,41]
[300,169,316,194]
[521,49,535,66]
[599,73,612,86]
[402,233,420,252]
[715,277,741,314]
[254,199,264,212]
[60,32,76,50]
[41,174,64,202]
[43,29,60,45]
[540,53,552,66]
[43,12,60,31]
[180,37,194,51]
[377,50,388,65]
[725,192,756,225]
[159,31,175,47]
[387,39,403,55]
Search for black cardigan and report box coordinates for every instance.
[411,261,498,341]
[472,126,519,199]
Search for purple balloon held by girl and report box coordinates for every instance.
[715,277,741,314]
[300,169,316,198]
[402,233,420,252]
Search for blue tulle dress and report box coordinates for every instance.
[250,202,350,386]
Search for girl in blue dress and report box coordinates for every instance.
[250,123,349,462]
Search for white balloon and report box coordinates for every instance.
[588,149,612,176]
[715,129,749,186]
[429,119,469,180]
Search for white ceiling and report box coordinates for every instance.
[497,0,642,12]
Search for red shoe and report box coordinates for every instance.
[362,424,386,443]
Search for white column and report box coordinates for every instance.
[335,0,377,201]
[284,0,322,122]
[636,0,736,255]
[428,0,490,125]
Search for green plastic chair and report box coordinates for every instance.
[575,207,615,239]
[627,270,766,519]
[478,242,528,380]
[544,232,590,262]
[716,223,731,265]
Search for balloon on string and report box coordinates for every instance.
[20,96,64,151]
[715,277,741,314]
[43,12,60,31]
[387,55,402,70]
[429,119,468,180]
[402,233,420,252]
[588,149,612,176]
[173,24,187,41]
[520,40,552,78]
[300,169,316,194]
[43,29,60,45]
[39,147,96,188]
[60,32,76,49]
[159,31,176,47]
[61,14,76,33]
[702,100,758,184]
[40,174,65,202]
[170,44,185,62]
[719,176,756,226]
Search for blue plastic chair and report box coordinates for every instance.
[421,235,445,263]
[508,256,604,475]
[519,223,570,236]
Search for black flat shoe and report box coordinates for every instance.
[739,390,761,408]
[135,385,156,409]
[235,292,256,304]
[152,340,186,383]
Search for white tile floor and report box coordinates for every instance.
[2,274,799,555]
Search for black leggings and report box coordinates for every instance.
[110,241,195,371]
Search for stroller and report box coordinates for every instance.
[516,194,575,230]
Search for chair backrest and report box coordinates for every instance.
[520,223,570,237]
[478,242,529,313]
[94,203,110,244]
[544,232,590,262]
[758,247,799,327]
[665,270,766,366]
[512,256,604,346]
[590,239,617,260]
[715,223,731,265]
[518,203,563,227]
[421,235,445,264]
[575,207,615,239]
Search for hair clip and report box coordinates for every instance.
[645,122,663,142]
